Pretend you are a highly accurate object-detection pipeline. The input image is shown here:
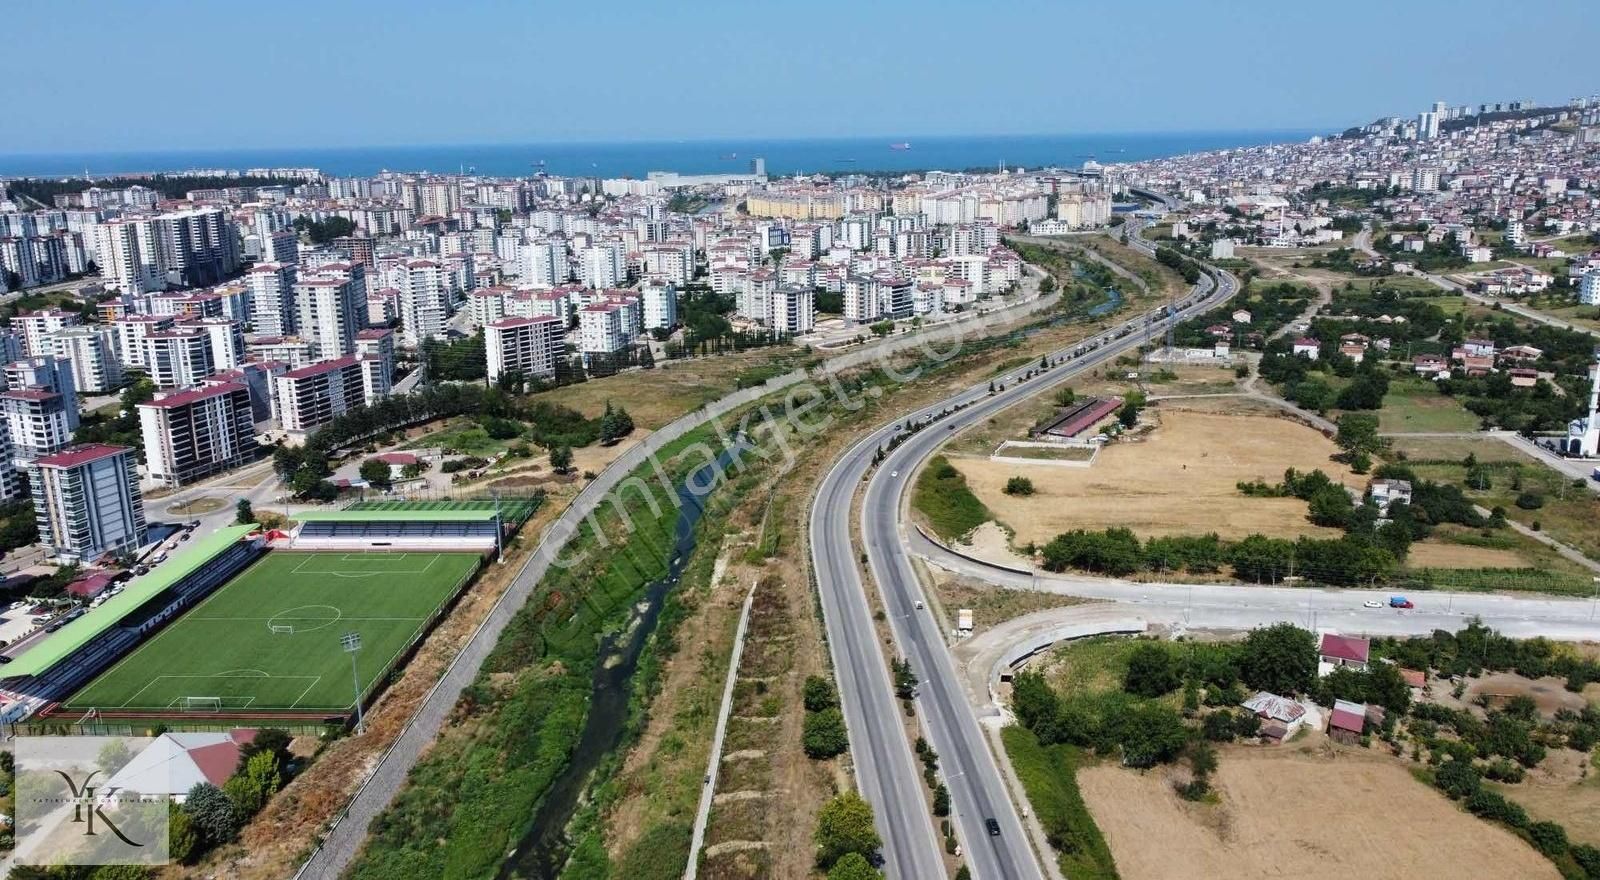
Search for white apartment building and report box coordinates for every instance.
[138,383,256,487]
[769,285,816,335]
[519,239,569,288]
[640,280,677,330]
[46,325,123,393]
[294,276,361,360]
[843,275,878,323]
[469,287,510,326]
[354,328,395,404]
[2,384,77,461]
[94,219,163,294]
[578,303,627,357]
[274,356,367,441]
[578,243,624,289]
[143,327,215,389]
[113,315,174,369]
[1581,271,1600,306]
[397,259,450,346]
[247,262,297,336]
[739,270,775,324]
[30,443,147,564]
[15,308,79,357]
[485,316,563,382]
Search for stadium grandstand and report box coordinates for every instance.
[291,497,539,552]
[0,525,264,720]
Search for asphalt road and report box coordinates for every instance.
[811,225,1239,879]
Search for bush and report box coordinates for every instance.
[1514,492,1545,510]
[804,675,838,712]
[1528,820,1569,856]
[1433,759,1481,800]
[1202,711,1237,742]
[1123,643,1180,698]
[1003,476,1036,496]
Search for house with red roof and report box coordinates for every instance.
[1328,699,1368,744]
[1318,633,1370,672]
[104,730,257,801]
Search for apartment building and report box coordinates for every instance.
[640,280,677,330]
[1,387,76,461]
[770,284,816,335]
[293,275,361,360]
[143,327,216,389]
[247,262,297,336]
[15,309,79,357]
[138,383,257,487]
[30,443,147,564]
[485,315,563,382]
[274,356,367,441]
[397,259,449,346]
[46,325,123,393]
[354,328,395,404]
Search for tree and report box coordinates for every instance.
[804,675,837,712]
[1307,484,1354,527]
[803,708,849,759]
[237,728,293,770]
[235,498,254,525]
[1114,702,1189,767]
[222,749,282,816]
[827,852,881,880]
[599,400,636,444]
[168,804,200,865]
[359,458,393,490]
[815,791,881,869]
[1203,710,1237,742]
[932,783,950,816]
[1038,274,1057,294]
[1011,670,1060,736]
[1003,476,1035,496]
[1335,413,1383,456]
[1228,534,1295,583]
[1239,623,1317,695]
[97,739,132,775]
[549,445,575,475]
[182,782,241,847]
[1124,643,1180,698]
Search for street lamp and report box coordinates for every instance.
[342,631,365,734]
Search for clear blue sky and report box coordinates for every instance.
[5,0,1597,153]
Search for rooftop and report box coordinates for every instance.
[34,443,130,468]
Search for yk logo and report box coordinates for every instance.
[54,769,145,848]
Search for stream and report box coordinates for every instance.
[496,444,739,880]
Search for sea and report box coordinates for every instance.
[0,130,1320,180]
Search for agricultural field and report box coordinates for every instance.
[946,408,1357,546]
[1077,747,1559,880]
[66,551,481,714]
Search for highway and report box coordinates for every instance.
[810,221,1238,879]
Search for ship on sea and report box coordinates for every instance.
[889,142,911,151]
[720,152,738,160]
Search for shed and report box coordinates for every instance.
[1329,699,1367,743]
[1242,691,1306,724]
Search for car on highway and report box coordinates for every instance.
[1363,600,1382,609]
[985,817,1001,836]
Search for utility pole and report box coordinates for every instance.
[342,631,365,734]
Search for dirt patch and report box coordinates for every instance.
[1459,672,1590,718]
[959,521,1034,569]
[1078,747,1559,880]
[950,409,1356,545]
[1405,540,1529,569]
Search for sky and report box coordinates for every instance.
[4,0,1598,154]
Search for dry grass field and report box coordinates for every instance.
[949,409,1357,545]
[1404,541,1528,569]
[1078,747,1559,880]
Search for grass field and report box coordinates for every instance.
[1374,378,1482,434]
[65,551,482,714]
[912,455,993,541]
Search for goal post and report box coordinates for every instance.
[270,624,294,635]
[182,697,222,713]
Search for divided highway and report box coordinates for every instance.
[811,222,1239,879]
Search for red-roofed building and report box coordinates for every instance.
[1319,633,1370,670]
[139,383,257,487]
[274,356,366,441]
[1328,699,1368,743]
[32,444,146,564]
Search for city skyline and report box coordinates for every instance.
[3,0,1596,153]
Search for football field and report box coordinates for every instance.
[64,551,482,714]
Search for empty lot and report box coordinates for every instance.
[950,408,1357,545]
[1078,747,1558,880]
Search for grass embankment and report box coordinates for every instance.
[913,455,993,541]
[346,422,731,880]
[1002,726,1119,880]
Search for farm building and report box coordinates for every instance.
[1328,699,1374,744]
[1036,396,1123,441]
[1242,691,1307,727]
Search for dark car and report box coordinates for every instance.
[985,817,1001,836]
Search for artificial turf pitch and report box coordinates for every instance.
[64,551,482,714]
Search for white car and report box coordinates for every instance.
[1362,600,1383,609]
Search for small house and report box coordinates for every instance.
[104,730,259,802]
[1413,355,1448,377]
[1206,323,1232,339]
[1368,479,1413,513]
[1231,309,1253,324]
[1292,338,1320,359]
[1500,344,1543,364]
[1242,691,1307,726]
[1509,368,1538,388]
[1328,699,1368,744]
[1319,633,1370,671]
[1338,343,1367,363]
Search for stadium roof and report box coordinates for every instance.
[1,525,259,679]
[296,509,499,523]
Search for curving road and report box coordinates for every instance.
[811,223,1239,879]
